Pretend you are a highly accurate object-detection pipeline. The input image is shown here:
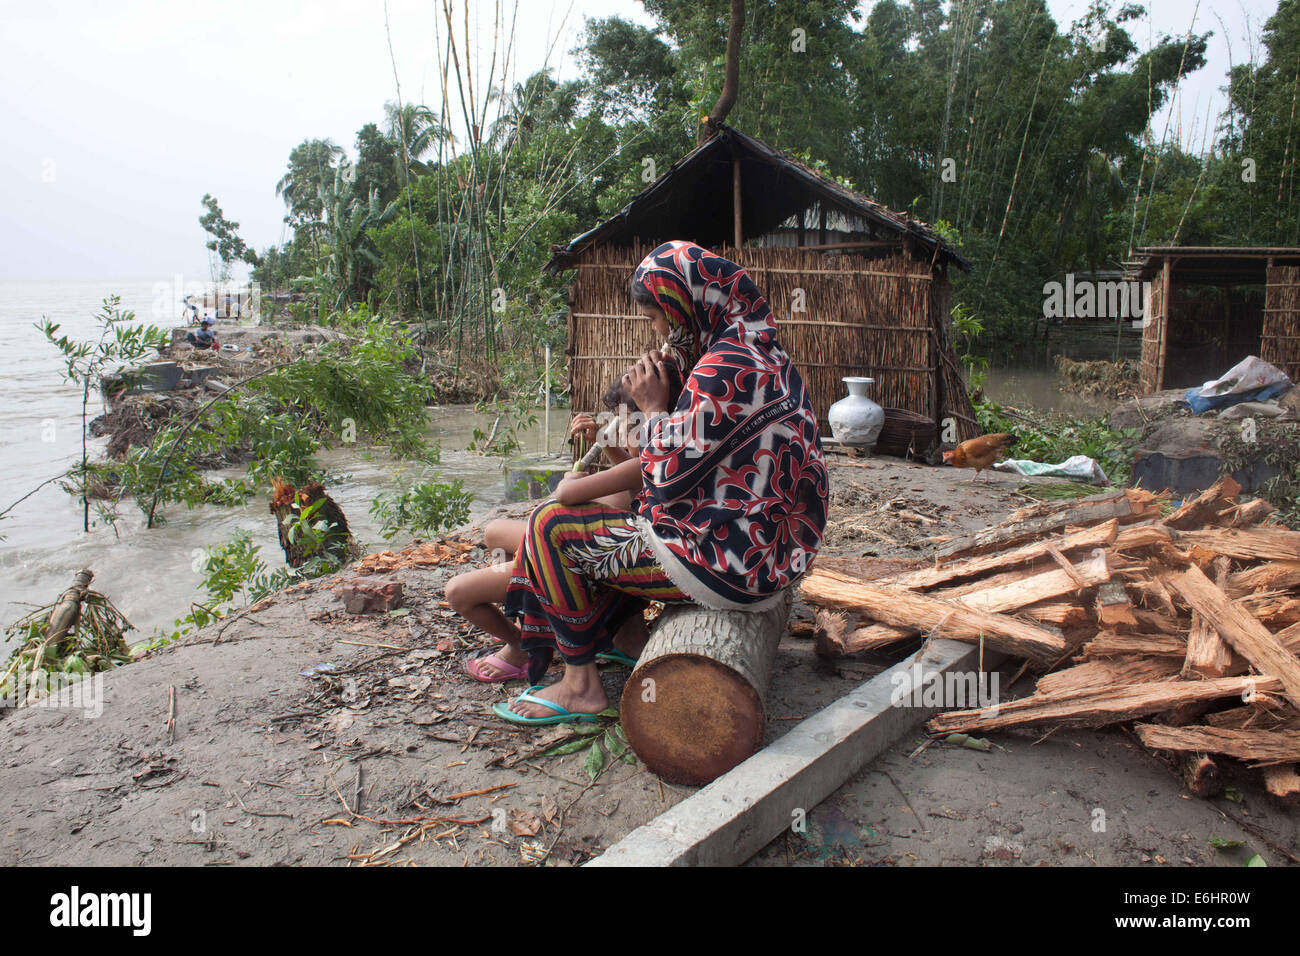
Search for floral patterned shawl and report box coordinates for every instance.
[630,240,828,609]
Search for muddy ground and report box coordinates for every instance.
[2,456,1296,867]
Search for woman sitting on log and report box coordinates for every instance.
[494,239,828,724]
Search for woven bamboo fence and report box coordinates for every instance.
[566,242,978,443]
[1262,265,1300,384]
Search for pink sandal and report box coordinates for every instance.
[466,651,529,683]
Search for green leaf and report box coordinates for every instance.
[387,608,411,617]
[1245,854,1267,867]
[603,728,628,759]
[583,739,605,780]
[541,737,590,757]
[1208,838,1242,850]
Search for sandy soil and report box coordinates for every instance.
[4,455,1295,867]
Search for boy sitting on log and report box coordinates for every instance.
[446,358,683,683]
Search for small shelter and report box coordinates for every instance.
[544,125,979,443]
[1125,247,1300,393]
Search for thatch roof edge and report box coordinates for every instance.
[544,125,971,275]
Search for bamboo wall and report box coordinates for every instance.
[1263,265,1300,384]
[566,242,979,442]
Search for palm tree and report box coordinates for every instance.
[384,102,452,175]
[276,139,346,222]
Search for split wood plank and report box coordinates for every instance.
[1228,498,1276,528]
[1134,723,1300,766]
[1163,476,1242,530]
[812,609,915,658]
[935,492,1156,561]
[799,568,1066,663]
[927,675,1280,735]
[1183,557,1235,679]
[1034,657,1181,696]
[1229,560,1300,596]
[1172,527,1300,563]
[938,550,1110,615]
[882,519,1118,591]
[1166,564,1300,710]
[1081,631,1187,659]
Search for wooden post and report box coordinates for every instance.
[1157,256,1172,390]
[732,156,743,250]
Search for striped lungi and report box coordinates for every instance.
[503,500,693,683]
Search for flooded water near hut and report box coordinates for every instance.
[0,279,573,643]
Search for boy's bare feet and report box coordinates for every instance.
[473,642,528,679]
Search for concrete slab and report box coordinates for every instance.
[589,637,1005,866]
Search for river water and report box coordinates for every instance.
[0,280,571,643]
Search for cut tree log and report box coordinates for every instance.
[799,568,1066,663]
[1165,564,1300,710]
[1133,723,1300,766]
[1262,765,1300,806]
[270,478,355,569]
[620,591,792,786]
[1180,754,1223,798]
[927,675,1279,735]
[44,569,95,656]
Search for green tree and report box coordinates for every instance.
[199,193,259,282]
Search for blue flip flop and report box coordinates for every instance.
[595,648,638,668]
[491,685,604,726]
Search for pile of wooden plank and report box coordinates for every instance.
[801,479,1300,802]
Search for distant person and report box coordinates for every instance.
[182,296,199,324]
[186,317,218,350]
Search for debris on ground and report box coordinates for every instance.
[801,477,1300,801]
[354,536,478,575]
[1055,356,1140,400]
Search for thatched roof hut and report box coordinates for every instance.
[1125,246,1300,393]
[544,125,979,445]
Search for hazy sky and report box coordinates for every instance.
[0,0,1282,281]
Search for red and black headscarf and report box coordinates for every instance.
[630,241,828,608]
